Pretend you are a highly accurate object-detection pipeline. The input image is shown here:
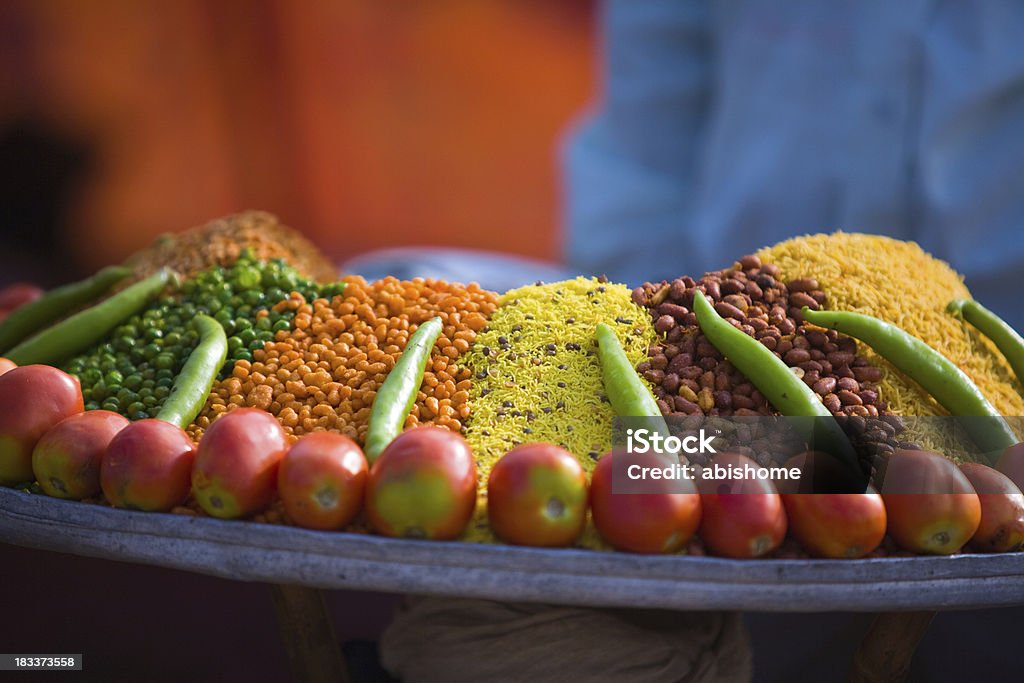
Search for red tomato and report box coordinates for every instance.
[487,443,588,547]
[589,450,701,554]
[32,410,129,500]
[192,408,288,519]
[279,432,368,530]
[366,426,477,540]
[0,365,84,485]
[960,462,1024,553]
[779,452,886,559]
[0,357,15,377]
[880,449,981,555]
[996,443,1024,492]
[0,282,43,313]
[102,419,197,512]
[697,452,787,559]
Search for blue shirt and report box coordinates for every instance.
[565,0,1024,329]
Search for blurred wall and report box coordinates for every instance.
[0,0,595,277]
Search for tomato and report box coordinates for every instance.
[192,408,288,519]
[0,282,43,313]
[102,419,197,511]
[487,443,588,547]
[779,452,886,559]
[0,365,83,485]
[0,357,15,377]
[589,450,701,554]
[960,462,1024,553]
[278,432,367,530]
[32,410,129,500]
[366,426,476,540]
[996,442,1024,492]
[879,449,981,555]
[696,452,787,559]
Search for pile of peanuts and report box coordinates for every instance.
[188,276,498,443]
[632,255,908,468]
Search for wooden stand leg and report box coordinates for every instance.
[848,611,935,683]
[270,584,350,683]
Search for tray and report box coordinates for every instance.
[3,488,1023,612]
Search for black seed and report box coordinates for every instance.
[557,382,566,388]
[565,317,575,324]
[589,451,600,460]
[511,410,522,417]
[481,430,490,436]
[542,407,552,413]
[557,364,567,370]
[476,370,488,379]
[523,428,532,434]
[502,400,514,407]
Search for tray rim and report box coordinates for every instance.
[3,487,1024,612]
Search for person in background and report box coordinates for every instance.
[376,3,1024,681]
[564,1,1024,330]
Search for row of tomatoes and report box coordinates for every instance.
[5,360,1024,558]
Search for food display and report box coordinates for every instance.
[2,212,1024,564]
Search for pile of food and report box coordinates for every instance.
[2,213,1024,561]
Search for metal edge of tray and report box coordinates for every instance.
[3,488,1024,612]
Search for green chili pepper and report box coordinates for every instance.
[364,317,444,463]
[6,269,174,366]
[693,290,866,490]
[803,306,1019,457]
[155,315,228,429]
[595,322,671,437]
[948,299,1024,388]
[0,265,131,354]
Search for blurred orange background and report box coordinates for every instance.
[0,0,595,275]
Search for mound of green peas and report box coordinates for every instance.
[63,250,337,420]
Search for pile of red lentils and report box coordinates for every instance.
[188,276,498,443]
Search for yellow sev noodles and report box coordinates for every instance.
[463,277,656,478]
[759,232,1024,458]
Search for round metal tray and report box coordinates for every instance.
[3,488,1023,612]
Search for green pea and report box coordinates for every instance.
[142,396,157,408]
[156,376,175,389]
[228,336,244,352]
[243,290,263,306]
[123,374,143,391]
[239,329,257,346]
[155,353,176,370]
[133,410,151,421]
[233,266,262,289]
[139,387,154,399]
[81,368,103,385]
[85,402,101,412]
[154,385,170,400]
[236,349,253,363]
[126,401,146,415]
[165,331,182,347]
[273,319,291,333]
[102,398,120,411]
[256,316,272,331]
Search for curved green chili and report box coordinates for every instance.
[948,299,1024,388]
[694,290,866,490]
[595,322,670,436]
[155,315,227,429]
[0,265,131,354]
[6,269,174,366]
[364,316,444,463]
[803,306,1019,456]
